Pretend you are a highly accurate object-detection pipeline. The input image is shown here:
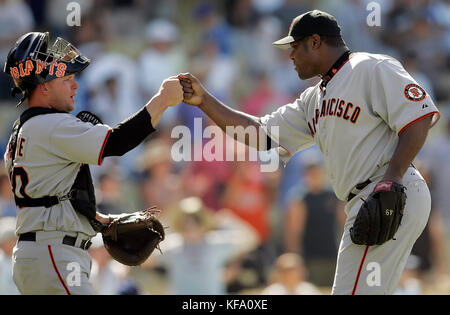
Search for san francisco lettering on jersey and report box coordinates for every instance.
[307,98,361,137]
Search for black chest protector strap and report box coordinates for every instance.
[10,108,105,232]
[10,108,64,161]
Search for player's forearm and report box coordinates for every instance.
[102,90,176,158]
[199,93,267,149]
[383,116,432,182]
[145,93,170,128]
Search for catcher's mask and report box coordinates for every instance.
[3,32,90,106]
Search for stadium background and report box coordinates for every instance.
[0,0,450,294]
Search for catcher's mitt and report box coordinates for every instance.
[101,207,165,266]
[350,181,406,246]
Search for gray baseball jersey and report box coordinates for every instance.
[261,52,440,294]
[261,52,440,201]
[4,113,111,236]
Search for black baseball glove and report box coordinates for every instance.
[350,181,406,246]
[102,207,165,266]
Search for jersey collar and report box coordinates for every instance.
[320,50,352,95]
[20,107,66,124]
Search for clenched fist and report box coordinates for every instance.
[158,77,184,107]
[178,73,207,107]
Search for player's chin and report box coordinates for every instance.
[66,99,75,112]
[297,71,313,81]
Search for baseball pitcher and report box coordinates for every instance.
[178,10,440,294]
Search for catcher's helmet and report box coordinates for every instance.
[3,32,90,105]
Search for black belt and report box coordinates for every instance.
[18,232,92,250]
[347,179,372,202]
[346,164,417,202]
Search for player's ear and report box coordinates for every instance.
[39,82,50,96]
[311,34,322,50]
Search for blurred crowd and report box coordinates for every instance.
[1,0,450,294]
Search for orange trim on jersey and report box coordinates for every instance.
[48,245,71,295]
[97,128,112,165]
[398,111,440,136]
[279,144,291,156]
[334,55,353,74]
[352,245,370,295]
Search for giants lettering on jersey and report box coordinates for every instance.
[307,98,361,137]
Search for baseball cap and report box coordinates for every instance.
[273,10,341,49]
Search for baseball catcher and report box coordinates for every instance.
[4,31,181,294]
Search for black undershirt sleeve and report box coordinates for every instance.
[266,135,272,151]
[102,107,155,158]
